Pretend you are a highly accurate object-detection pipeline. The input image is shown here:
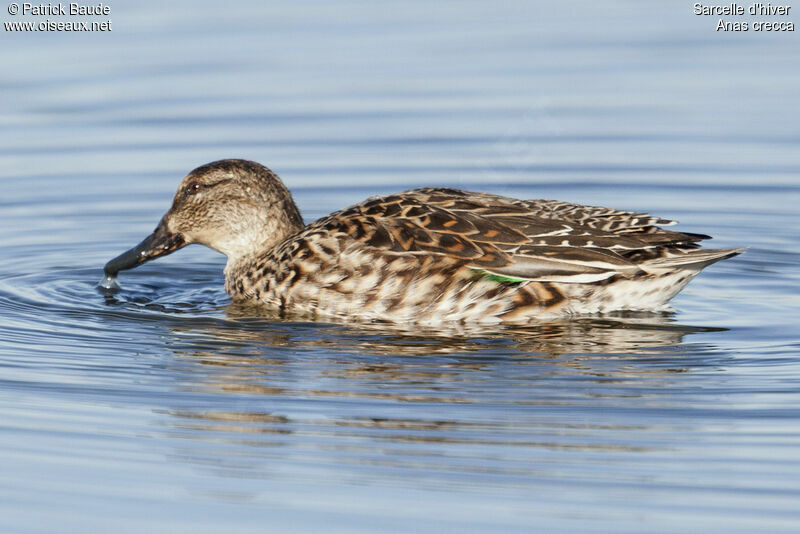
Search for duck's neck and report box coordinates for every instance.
[219,189,305,292]
[222,219,306,292]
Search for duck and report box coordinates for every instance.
[103,159,743,324]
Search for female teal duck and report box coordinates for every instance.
[104,159,742,324]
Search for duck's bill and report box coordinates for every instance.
[104,219,186,276]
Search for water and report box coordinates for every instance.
[2,2,800,532]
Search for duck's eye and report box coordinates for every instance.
[185,182,202,195]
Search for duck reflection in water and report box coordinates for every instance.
[156,306,728,491]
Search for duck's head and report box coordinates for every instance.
[104,159,304,278]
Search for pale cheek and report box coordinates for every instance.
[165,216,182,235]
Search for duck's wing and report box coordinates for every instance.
[317,188,726,283]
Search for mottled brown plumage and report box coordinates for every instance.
[104,159,743,324]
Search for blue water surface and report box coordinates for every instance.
[1,2,799,533]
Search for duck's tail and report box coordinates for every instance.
[642,247,745,271]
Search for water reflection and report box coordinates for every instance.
[157,304,727,476]
[215,300,724,356]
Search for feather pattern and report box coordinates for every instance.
[227,186,742,323]
[308,188,714,280]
